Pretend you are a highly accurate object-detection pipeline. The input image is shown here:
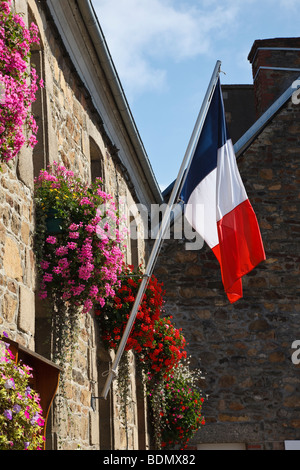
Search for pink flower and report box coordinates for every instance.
[40,260,50,270]
[43,273,53,283]
[97,297,106,308]
[46,236,57,244]
[1,2,10,15]
[105,283,115,298]
[67,242,77,250]
[0,5,41,166]
[71,284,85,296]
[90,285,98,297]
[58,258,70,270]
[13,14,25,28]
[37,417,45,427]
[55,246,68,256]
[69,223,79,231]
[69,231,79,239]
[80,197,93,206]
[85,224,95,233]
[96,189,111,200]
[83,299,93,313]
[78,262,94,280]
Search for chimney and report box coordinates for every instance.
[248,37,300,117]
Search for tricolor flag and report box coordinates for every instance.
[181,78,266,303]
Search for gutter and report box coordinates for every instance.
[76,0,163,204]
[253,66,300,82]
[250,46,300,65]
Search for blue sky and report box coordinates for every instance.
[92,0,299,191]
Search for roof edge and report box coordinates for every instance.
[46,0,163,204]
[234,75,300,157]
[248,37,300,63]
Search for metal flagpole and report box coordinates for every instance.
[100,60,222,400]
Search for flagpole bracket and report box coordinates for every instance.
[92,367,118,408]
[91,394,106,410]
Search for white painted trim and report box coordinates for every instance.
[251,46,300,64]
[285,441,300,450]
[253,66,300,82]
[234,74,300,157]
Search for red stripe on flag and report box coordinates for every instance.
[212,199,266,303]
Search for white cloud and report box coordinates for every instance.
[93,0,239,99]
[278,0,299,9]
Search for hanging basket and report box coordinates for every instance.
[46,209,64,234]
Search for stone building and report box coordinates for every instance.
[0,0,162,450]
[1,0,300,452]
[155,38,300,450]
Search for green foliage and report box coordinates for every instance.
[97,265,206,449]
[0,333,45,450]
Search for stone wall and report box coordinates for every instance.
[154,89,300,447]
[0,0,152,450]
[0,163,36,349]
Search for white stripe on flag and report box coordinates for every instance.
[216,139,248,222]
[184,168,218,249]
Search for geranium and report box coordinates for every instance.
[95,264,200,442]
[35,162,125,313]
[140,316,187,382]
[96,263,205,449]
[34,162,125,363]
[148,359,205,450]
[96,265,186,380]
[95,264,164,352]
[0,332,45,450]
[0,0,42,167]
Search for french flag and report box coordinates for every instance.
[181,79,266,303]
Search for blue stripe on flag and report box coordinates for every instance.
[181,79,227,204]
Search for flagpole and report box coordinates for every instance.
[100,60,222,400]
[177,60,222,199]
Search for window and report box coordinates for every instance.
[129,215,139,269]
[28,7,48,179]
[90,137,104,183]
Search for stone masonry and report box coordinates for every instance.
[0,0,159,450]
